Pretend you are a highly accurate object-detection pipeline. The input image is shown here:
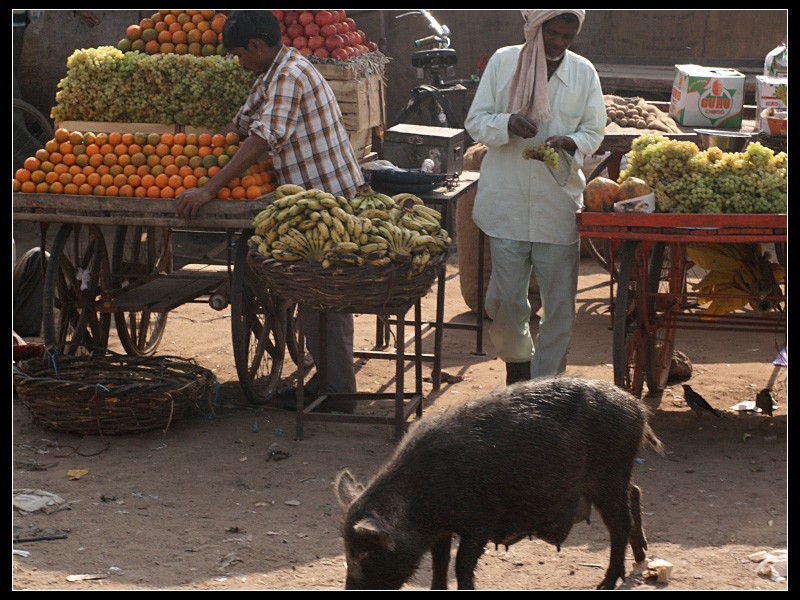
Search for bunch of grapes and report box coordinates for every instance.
[522,143,559,169]
[620,134,787,214]
[51,47,255,129]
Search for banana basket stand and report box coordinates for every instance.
[576,210,787,399]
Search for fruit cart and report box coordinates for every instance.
[12,192,299,406]
[577,210,787,398]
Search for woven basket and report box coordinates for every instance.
[247,250,445,313]
[13,352,216,436]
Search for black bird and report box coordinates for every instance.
[755,388,775,416]
[681,384,722,418]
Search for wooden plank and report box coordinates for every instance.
[111,276,223,313]
[56,121,178,135]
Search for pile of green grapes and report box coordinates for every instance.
[51,47,255,129]
[619,133,787,214]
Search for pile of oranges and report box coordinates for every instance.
[118,9,228,57]
[13,127,278,201]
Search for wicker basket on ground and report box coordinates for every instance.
[13,352,216,436]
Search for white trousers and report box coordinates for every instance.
[485,237,579,378]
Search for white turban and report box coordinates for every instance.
[506,10,586,124]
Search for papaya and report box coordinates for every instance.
[583,177,620,212]
[616,177,652,201]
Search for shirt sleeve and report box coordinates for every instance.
[248,73,303,154]
[464,49,512,148]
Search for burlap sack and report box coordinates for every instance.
[603,95,683,134]
[456,143,540,317]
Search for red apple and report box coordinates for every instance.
[334,10,346,22]
[312,47,329,58]
[366,41,378,52]
[320,23,337,37]
[281,35,291,46]
[304,23,320,37]
[284,10,299,25]
[308,34,325,50]
[335,22,348,35]
[292,36,308,50]
[355,30,366,45]
[299,46,313,56]
[298,11,315,26]
[344,17,357,32]
[331,47,348,61]
[272,10,284,21]
[287,22,304,39]
[315,10,334,26]
[325,34,344,51]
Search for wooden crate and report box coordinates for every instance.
[56,121,178,135]
[313,61,386,159]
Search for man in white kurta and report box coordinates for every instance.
[465,10,605,384]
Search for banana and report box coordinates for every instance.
[364,256,391,267]
[320,209,333,226]
[254,216,276,235]
[275,183,306,198]
[323,251,364,267]
[265,228,280,247]
[330,241,360,253]
[400,213,425,232]
[412,204,442,221]
[373,192,396,208]
[331,215,346,238]
[359,242,388,255]
[298,218,318,231]
[359,208,389,221]
[316,221,331,240]
[318,195,339,209]
[277,214,305,235]
[271,248,303,262]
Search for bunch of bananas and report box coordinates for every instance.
[687,243,785,319]
[348,184,398,220]
[249,184,451,277]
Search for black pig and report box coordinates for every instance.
[334,376,664,590]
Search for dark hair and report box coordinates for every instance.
[222,10,282,50]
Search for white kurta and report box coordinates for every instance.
[465,45,606,245]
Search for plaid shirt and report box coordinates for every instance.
[233,45,364,198]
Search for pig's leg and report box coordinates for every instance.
[429,533,452,590]
[454,535,487,590]
[628,484,647,562]
[592,482,632,590]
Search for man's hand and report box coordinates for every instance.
[176,186,216,220]
[543,135,576,154]
[508,113,538,139]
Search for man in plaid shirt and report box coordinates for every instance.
[176,10,364,413]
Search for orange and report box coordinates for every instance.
[183,174,199,189]
[245,184,263,200]
[103,153,118,167]
[78,183,94,195]
[68,165,82,176]
[197,146,212,158]
[201,43,217,57]
[109,164,123,177]
[127,174,142,188]
[159,154,175,168]
[140,174,156,188]
[168,174,184,189]
[49,181,64,194]
[136,165,151,177]
[44,171,59,185]
[168,21,183,34]
[72,173,87,186]
[160,42,175,54]
[113,173,128,188]
[170,143,185,157]
[126,24,142,40]
[45,139,60,153]
[183,20,197,33]
[54,128,70,143]
[224,131,239,146]
[95,132,109,146]
[178,165,193,178]
[15,168,32,183]
[187,42,202,56]
[39,160,55,173]
[118,184,135,197]
[160,132,174,147]
[34,148,50,163]
[63,182,79,195]
[163,163,179,177]
[108,132,122,146]
[192,166,207,179]
[154,173,169,188]
[99,173,115,188]
[59,141,73,155]
[147,185,161,198]
[145,40,160,54]
[173,155,189,168]
[211,14,226,34]
[117,154,132,168]
[75,154,89,168]
[197,133,213,147]
[183,144,199,158]
[140,17,155,30]
[30,170,46,184]
[201,154,217,169]
[99,143,114,156]
[58,172,73,186]
[212,146,226,158]
[92,185,107,196]
[85,143,101,156]
[157,29,172,44]
[155,143,171,158]
[68,130,84,145]
[216,187,231,200]
[88,153,104,168]
[20,180,37,193]
[134,186,147,198]
[49,151,63,164]
[150,164,165,177]
[106,185,120,197]
[53,163,69,175]
[119,132,133,146]
[230,185,246,200]
[86,172,101,187]
[172,30,187,44]
[113,143,128,157]
[196,20,210,32]
[35,181,50,194]
[24,156,41,171]
[211,133,226,148]
[159,186,175,199]
[131,152,147,167]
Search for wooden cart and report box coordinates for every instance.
[577,210,787,399]
[13,193,299,406]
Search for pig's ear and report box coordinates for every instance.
[334,469,364,508]
[353,516,396,551]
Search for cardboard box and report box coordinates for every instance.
[755,75,788,130]
[669,64,745,128]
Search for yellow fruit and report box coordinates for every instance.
[583,177,620,212]
[617,177,652,201]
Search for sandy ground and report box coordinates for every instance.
[12,223,787,591]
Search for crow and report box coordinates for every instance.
[755,388,776,416]
[681,384,723,418]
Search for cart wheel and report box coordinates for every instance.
[231,236,297,404]
[42,223,111,355]
[644,242,685,393]
[612,240,647,398]
[111,225,173,356]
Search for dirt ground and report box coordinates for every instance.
[12,223,788,591]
